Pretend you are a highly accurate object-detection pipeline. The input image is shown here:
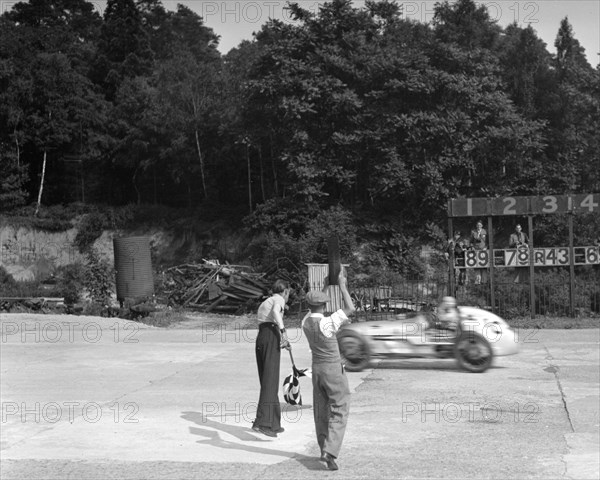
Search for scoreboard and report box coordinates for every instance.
[448,193,598,318]
[449,193,599,217]
[455,246,600,268]
[449,193,599,268]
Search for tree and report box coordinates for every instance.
[554,17,590,77]
[544,17,600,193]
[0,18,32,208]
[155,50,220,203]
[1,5,108,210]
[5,0,101,43]
[218,41,265,207]
[108,75,164,205]
[148,4,222,206]
[24,53,108,214]
[432,0,501,50]
[241,0,545,228]
[0,145,29,210]
[498,23,554,118]
[94,0,154,99]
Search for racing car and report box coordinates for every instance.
[337,305,519,373]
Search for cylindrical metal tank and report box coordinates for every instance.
[113,236,154,301]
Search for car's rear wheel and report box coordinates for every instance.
[337,330,371,372]
[454,332,493,373]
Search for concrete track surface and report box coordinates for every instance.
[1,313,598,480]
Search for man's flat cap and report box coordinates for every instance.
[306,291,329,306]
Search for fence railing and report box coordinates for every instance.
[349,279,446,322]
[348,276,599,321]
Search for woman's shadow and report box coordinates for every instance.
[180,405,324,470]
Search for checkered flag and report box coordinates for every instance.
[282,350,310,405]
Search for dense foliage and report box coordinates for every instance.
[1,0,599,274]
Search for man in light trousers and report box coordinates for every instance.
[301,268,355,470]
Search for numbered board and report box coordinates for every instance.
[496,248,571,267]
[457,246,600,268]
[459,249,490,268]
[573,246,600,265]
[450,193,599,217]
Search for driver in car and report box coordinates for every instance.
[437,296,460,332]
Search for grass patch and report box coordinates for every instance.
[508,315,599,330]
[135,309,191,328]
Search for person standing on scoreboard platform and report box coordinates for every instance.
[509,223,529,249]
[509,223,529,283]
[445,231,467,287]
[470,220,488,284]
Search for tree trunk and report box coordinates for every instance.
[246,144,252,213]
[153,166,157,205]
[133,165,141,205]
[13,126,20,167]
[187,180,192,209]
[194,129,207,200]
[80,160,85,203]
[34,149,47,217]
[191,93,207,201]
[259,144,265,202]
[269,132,279,197]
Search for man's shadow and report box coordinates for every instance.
[181,405,324,470]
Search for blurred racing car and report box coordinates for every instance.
[337,305,519,373]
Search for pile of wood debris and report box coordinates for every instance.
[163,260,299,314]
[0,297,65,313]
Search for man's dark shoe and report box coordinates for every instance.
[322,452,338,470]
[252,425,277,438]
[274,427,285,433]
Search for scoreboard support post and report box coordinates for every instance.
[488,216,495,313]
[447,212,455,296]
[528,215,535,320]
[568,215,575,317]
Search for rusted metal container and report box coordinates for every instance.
[113,236,154,301]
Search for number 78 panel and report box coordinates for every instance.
[493,247,600,267]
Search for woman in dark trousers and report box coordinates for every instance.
[252,280,290,437]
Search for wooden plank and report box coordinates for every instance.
[239,272,271,289]
[205,295,227,312]
[184,269,221,305]
[227,282,264,297]
[221,290,248,301]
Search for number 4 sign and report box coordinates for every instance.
[572,194,599,213]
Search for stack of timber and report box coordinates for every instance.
[0,297,65,313]
[164,261,272,313]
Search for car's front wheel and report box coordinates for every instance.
[454,332,493,373]
[337,330,371,372]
